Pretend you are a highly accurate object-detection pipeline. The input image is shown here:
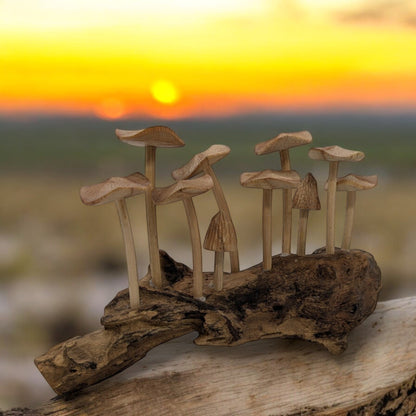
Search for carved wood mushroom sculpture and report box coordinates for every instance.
[115,126,185,288]
[172,144,240,272]
[292,173,321,256]
[240,169,301,269]
[152,174,214,299]
[79,173,150,308]
[204,211,237,291]
[325,174,378,251]
[308,146,365,254]
[255,131,312,255]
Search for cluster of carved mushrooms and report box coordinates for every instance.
[79,127,377,308]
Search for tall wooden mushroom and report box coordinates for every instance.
[152,174,214,299]
[80,173,150,308]
[255,131,312,254]
[325,174,378,251]
[240,169,300,269]
[308,146,365,254]
[172,144,240,272]
[292,173,321,256]
[115,126,185,289]
[204,211,237,291]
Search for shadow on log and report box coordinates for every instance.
[35,249,381,395]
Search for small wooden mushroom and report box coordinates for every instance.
[240,169,300,269]
[115,126,185,289]
[152,174,214,299]
[325,174,378,251]
[172,144,240,273]
[255,131,312,255]
[80,173,150,308]
[308,146,364,254]
[292,173,321,256]
[204,211,237,290]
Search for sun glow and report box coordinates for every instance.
[151,80,180,105]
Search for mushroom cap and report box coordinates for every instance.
[292,173,321,211]
[255,131,312,155]
[172,144,230,180]
[240,169,301,190]
[324,174,378,192]
[115,126,185,148]
[152,174,214,205]
[308,146,365,162]
[203,211,237,252]
[80,172,150,206]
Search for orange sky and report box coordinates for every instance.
[1,0,416,119]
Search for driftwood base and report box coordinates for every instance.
[4,297,416,416]
[35,249,381,395]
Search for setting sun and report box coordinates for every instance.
[151,80,180,105]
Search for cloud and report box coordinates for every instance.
[336,0,416,29]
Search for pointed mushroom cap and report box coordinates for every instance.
[203,211,237,252]
[152,174,214,205]
[324,174,378,192]
[292,173,321,210]
[308,145,365,162]
[115,126,185,148]
[172,144,230,180]
[240,169,301,190]
[80,172,150,206]
[255,131,312,155]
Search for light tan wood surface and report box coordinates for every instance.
[115,126,185,148]
[172,145,239,272]
[254,130,312,155]
[262,188,272,270]
[35,296,416,416]
[342,190,356,251]
[115,199,140,308]
[308,145,365,162]
[292,173,321,256]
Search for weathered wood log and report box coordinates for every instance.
[7,296,416,416]
[35,249,381,396]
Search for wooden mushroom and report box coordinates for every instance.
[255,131,312,255]
[325,174,378,251]
[172,144,240,272]
[204,211,237,291]
[292,173,321,256]
[80,173,150,308]
[240,169,300,269]
[152,174,214,299]
[308,146,365,254]
[115,126,185,288]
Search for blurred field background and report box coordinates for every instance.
[2,0,416,411]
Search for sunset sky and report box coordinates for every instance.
[1,0,416,119]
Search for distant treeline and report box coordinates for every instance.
[1,111,415,177]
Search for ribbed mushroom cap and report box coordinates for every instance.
[324,174,378,192]
[255,131,312,155]
[80,172,150,206]
[152,174,214,205]
[172,145,230,180]
[203,211,237,252]
[292,173,321,211]
[308,146,365,162]
[115,126,185,148]
[240,169,301,190]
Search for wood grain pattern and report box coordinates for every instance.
[35,249,381,395]
[29,296,416,416]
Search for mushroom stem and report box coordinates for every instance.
[342,191,356,250]
[297,209,309,256]
[203,162,239,273]
[214,251,224,291]
[263,189,273,270]
[326,161,339,254]
[183,197,204,299]
[144,145,162,288]
[280,149,292,255]
[115,199,140,308]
